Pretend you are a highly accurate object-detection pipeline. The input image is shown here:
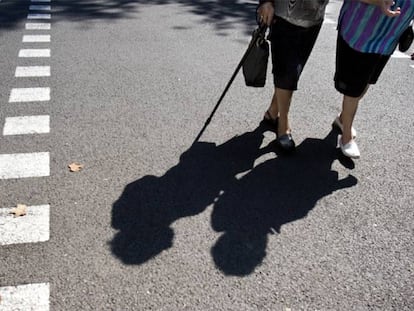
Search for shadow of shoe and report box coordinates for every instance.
[336,149,355,169]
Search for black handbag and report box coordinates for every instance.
[398,25,413,52]
[242,26,269,87]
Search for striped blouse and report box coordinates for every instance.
[338,0,414,55]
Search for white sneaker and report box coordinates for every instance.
[337,135,360,159]
[333,115,357,138]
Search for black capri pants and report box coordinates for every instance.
[270,17,322,90]
[334,34,391,98]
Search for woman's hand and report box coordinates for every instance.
[257,2,275,26]
[379,0,401,17]
[360,0,401,17]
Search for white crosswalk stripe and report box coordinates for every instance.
[9,87,50,102]
[15,65,51,78]
[0,152,50,179]
[3,115,50,135]
[0,205,50,245]
[23,34,50,42]
[0,283,50,310]
[26,22,51,30]
[27,13,51,19]
[15,66,51,77]
[29,5,51,10]
[19,49,51,57]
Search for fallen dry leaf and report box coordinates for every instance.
[68,162,84,172]
[9,204,27,217]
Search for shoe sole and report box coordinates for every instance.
[344,153,360,159]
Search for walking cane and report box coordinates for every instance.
[192,24,268,146]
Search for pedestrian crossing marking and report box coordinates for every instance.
[26,22,51,30]
[29,5,51,11]
[0,283,50,310]
[0,152,50,179]
[27,13,51,19]
[23,35,50,42]
[3,116,50,135]
[0,205,50,245]
[9,87,50,102]
[15,66,50,77]
[19,49,50,57]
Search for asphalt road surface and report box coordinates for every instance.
[0,0,413,310]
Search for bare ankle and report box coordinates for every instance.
[278,120,290,136]
[341,135,353,144]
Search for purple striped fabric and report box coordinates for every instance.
[338,0,414,55]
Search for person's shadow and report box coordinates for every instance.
[110,123,268,264]
[211,130,357,276]
[110,124,357,272]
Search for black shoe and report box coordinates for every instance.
[276,133,296,152]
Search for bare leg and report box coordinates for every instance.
[340,95,358,144]
[275,88,293,136]
[339,86,368,144]
[266,87,279,120]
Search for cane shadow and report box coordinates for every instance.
[211,130,358,276]
[110,123,270,264]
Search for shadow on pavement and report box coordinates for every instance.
[110,126,357,275]
[110,123,267,264]
[211,130,357,276]
[1,0,257,33]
